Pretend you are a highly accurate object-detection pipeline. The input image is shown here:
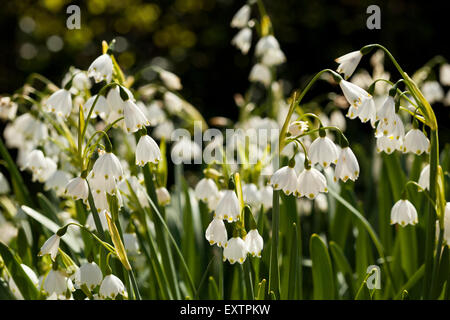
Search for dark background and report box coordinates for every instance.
[0,0,449,131]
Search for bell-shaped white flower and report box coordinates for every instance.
[376,136,402,154]
[123,99,150,133]
[244,229,263,258]
[99,274,126,299]
[33,157,57,183]
[421,81,444,104]
[156,187,171,206]
[249,63,271,87]
[159,69,182,91]
[215,190,240,222]
[295,167,328,199]
[376,96,396,122]
[262,48,286,66]
[403,128,430,155]
[231,27,252,54]
[357,98,376,127]
[85,210,109,231]
[78,262,103,290]
[260,185,273,209]
[45,170,70,197]
[171,137,202,164]
[231,4,251,28]
[243,183,261,208]
[308,136,339,168]
[334,146,359,182]
[335,50,363,79]
[270,165,298,196]
[330,110,347,131]
[390,199,418,227]
[124,233,140,254]
[65,177,89,203]
[288,121,308,136]
[88,54,113,83]
[135,135,161,166]
[91,152,124,193]
[375,113,405,140]
[0,96,18,120]
[195,178,219,203]
[44,269,73,296]
[255,35,280,57]
[38,234,60,261]
[339,80,372,108]
[44,89,72,118]
[84,95,109,119]
[24,149,46,173]
[164,91,183,113]
[223,237,248,264]
[418,164,430,191]
[154,121,174,140]
[205,218,228,247]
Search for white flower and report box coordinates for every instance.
[288,121,308,136]
[44,89,72,118]
[243,183,261,208]
[85,210,109,231]
[136,135,161,166]
[154,121,174,140]
[295,167,327,199]
[38,234,60,261]
[84,95,109,119]
[249,63,271,87]
[88,54,113,83]
[99,274,126,299]
[0,172,10,194]
[123,99,150,133]
[421,81,444,104]
[159,69,182,90]
[375,114,404,140]
[418,164,430,191]
[262,48,286,66]
[390,199,418,227]
[230,4,251,28]
[260,185,273,209]
[156,187,171,206]
[65,177,89,203]
[205,218,228,247]
[44,269,73,296]
[91,152,124,193]
[231,27,252,54]
[244,229,263,258]
[215,190,240,222]
[403,129,430,155]
[223,237,248,264]
[255,35,280,57]
[440,64,450,86]
[123,233,140,254]
[195,178,219,203]
[376,96,396,122]
[171,137,202,164]
[270,165,298,196]
[376,136,402,154]
[335,50,363,79]
[145,101,166,125]
[0,96,18,120]
[357,98,376,127]
[77,262,103,290]
[339,80,372,108]
[308,136,339,168]
[33,157,57,183]
[23,149,45,173]
[330,110,347,131]
[164,91,183,113]
[334,146,359,182]
[45,170,70,197]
